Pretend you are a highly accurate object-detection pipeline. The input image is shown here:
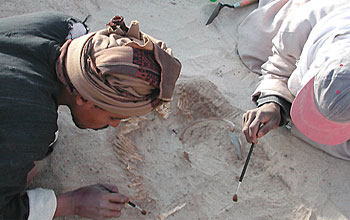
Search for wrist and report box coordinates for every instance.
[54,191,76,217]
[264,102,284,126]
[265,102,281,111]
[257,95,291,126]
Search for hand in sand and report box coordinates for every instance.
[55,184,129,219]
[242,102,281,144]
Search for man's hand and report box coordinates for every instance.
[55,184,129,219]
[242,102,281,144]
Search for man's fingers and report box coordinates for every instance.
[100,210,122,219]
[242,112,248,125]
[107,210,122,218]
[242,111,256,143]
[106,210,122,218]
[101,184,119,193]
[248,116,261,144]
[258,119,278,138]
[242,103,281,145]
[102,201,125,212]
[106,193,129,204]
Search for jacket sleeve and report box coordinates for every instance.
[252,1,341,104]
[0,11,86,219]
[0,150,56,220]
[0,101,59,219]
[0,155,32,219]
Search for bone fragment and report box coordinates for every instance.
[158,202,187,220]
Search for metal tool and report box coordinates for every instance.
[228,131,243,160]
[206,0,259,25]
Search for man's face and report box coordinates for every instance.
[70,98,128,130]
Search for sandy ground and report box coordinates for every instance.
[2,0,350,219]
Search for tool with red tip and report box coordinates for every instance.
[101,185,147,215]
[128,201,147,215]
[233,143,255,202]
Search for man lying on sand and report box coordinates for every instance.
[0,12,181,219]
[238,0,350,160]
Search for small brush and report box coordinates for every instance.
[128,201,147,215]
[233,142,255,202]
[101,185,147,215]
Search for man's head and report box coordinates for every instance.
[291,42,350,145]
[67,94,129,130]
[57,16,181,129]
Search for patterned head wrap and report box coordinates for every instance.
[58,16,181,116]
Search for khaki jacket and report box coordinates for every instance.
[238,0,349,104]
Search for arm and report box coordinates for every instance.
[253,1,348,103]
[243,1,337,143]
[253,9,313,103]
[54,184,129,219]
[0,106,58,219]
[0,12,79,219]
[0,117,128,220]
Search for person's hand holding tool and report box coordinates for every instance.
[55,184,129,219]
[242,102,281,144]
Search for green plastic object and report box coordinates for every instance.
[210,0,217,2]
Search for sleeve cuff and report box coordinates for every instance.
[27,188,57,220]
[66,19,88,40]
[257,95,292,126]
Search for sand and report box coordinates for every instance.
[2,0,350,219]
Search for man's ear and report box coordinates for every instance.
[75,95,93,107]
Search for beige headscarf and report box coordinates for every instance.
[59,16,181,117]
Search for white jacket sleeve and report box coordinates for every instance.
[253,1,346,103]
[27,188,57,220]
